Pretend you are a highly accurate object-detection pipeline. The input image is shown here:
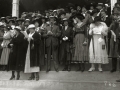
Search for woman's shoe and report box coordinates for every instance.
[16,75,20,80]
[36,77,39,81]
[68,68,71,72]
[76,67,81,71]
[10,75,15,80]
[81,68,85,72]
[98,68,103,72]
[88,68,95,72]
[28,76,35,80]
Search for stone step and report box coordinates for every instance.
[41,59,120,71]
[0,80,119,90]
[0,71,120,90]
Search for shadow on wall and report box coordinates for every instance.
[0,0,108,17]
[20,0,108,11]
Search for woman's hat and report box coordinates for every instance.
[5,25,12,30]
[1,17,6,21]
[73,13,85,20]
[32,18,41,24]
[14,26,21,31]
[49,16,57,21]
[93,16,102,23]
[91,9,99,16]
[25,19,30,22]
[8,19,15,24]
[16,18,24,22]
[0,22,5,28]
[28,24,35,29]
[97,3,104,7]
[12,16,17,19]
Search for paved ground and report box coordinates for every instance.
[0,71,120,90]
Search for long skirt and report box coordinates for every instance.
[73,33,88,63]
[89,34,108,64]
[0,48,10,65]
[24,43,40,73]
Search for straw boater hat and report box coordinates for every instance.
[28,24,35,29]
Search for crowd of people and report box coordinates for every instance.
[0,2,120,81]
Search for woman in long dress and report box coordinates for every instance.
[24,24,40,81]
[0,25,12,70]
[8,26,25,80]
[88,16,109,72]
[34,18,45,66]
[73,14,88,72]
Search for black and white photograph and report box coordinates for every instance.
[0,0,120,90]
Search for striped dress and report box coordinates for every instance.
[73,22,89,63]
[0,31,12,65]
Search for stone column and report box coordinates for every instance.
[12,0,19,18]
[111,0,117,12]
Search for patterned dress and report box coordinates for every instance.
[73,22,89,63]
[0,31,12,65]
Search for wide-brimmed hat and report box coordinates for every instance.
[25,19,30,22]
[4,25,12,30]
[49,16,57,21]
[12,16,17,19]
[16,18,24,22]
[97,3,104,7]
[28,24,35,29]
[14,26,22,31]
[0,22,5,28]
[1,17,6,21]
[91,9,99,16]
[8,19,15,24]
[32,18,41,24]
[93,16,102,23]
[73,13,85,20]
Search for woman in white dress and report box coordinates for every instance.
[88,16,109,72]
[0,25,12,70]
[24,24,40,81]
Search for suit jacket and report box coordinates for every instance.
[44,24,61,47]
[61,26,73,42]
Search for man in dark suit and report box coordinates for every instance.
[59,18,73,71]
[100,10,112,54]
[44,16,61,72]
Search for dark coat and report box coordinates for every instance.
[109,22,119,58]
[29,32,40,67]
[59,26,73,62]
[43,25,61,47]
[8,33,25,71]
[0,29,4,56]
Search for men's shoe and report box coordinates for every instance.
[68,68,71,72]
[46,69,51,73]
[55,68,59,72]
[110,69,116,73]
[116,79,120,82]
[62,68,67,71]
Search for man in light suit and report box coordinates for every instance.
[44,16,61,72]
